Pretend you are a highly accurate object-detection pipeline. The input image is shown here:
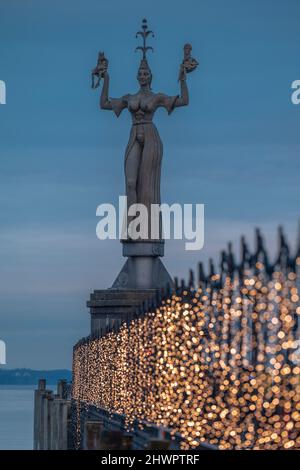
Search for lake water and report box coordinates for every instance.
[0,385,35,450]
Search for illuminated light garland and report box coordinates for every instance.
[72,230,300,449]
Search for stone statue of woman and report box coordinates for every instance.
[93,19,198,289]
[96,19,197,242]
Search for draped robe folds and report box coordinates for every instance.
[110,92,178,241]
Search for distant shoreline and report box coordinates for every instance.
[0,368,72,385]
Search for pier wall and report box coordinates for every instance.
[33,379,72,450]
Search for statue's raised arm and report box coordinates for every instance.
[175,62,189,107]
[156,62,189,115]
[156,43,198,113]
[99,70,112,110]
[90,52,128,116]
[91,56,127,117]
[99,71,128,117]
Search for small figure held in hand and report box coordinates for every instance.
[178,43,198,81]
[91,52,108,89]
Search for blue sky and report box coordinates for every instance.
[0,0,299,368]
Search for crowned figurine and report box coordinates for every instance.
[179,43,199,80]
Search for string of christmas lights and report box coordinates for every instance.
[72,227,300,449]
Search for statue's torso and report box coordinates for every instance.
[113,91,177,140]
[126,92,157,124]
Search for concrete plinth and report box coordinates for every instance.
[88,241,173,336]
[88,289,156,336]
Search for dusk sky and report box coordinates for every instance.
[0,0,299,369]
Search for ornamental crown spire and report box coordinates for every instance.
[135,18,154,60]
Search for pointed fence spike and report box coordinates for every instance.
[198,262,206,284]
[188,269,195,288]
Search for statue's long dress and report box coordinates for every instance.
[110,93,178,240]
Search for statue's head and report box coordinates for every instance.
[184,43,192,55]
[137,59,152,88]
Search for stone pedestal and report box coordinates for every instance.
[112,241,173,290]
[88,240,173,336]
[88,288,156,336]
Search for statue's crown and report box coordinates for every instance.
[135,18,154,72]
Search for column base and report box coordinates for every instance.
[111,257,173,290]
[88,241,174,336]
[112,240,173,290]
